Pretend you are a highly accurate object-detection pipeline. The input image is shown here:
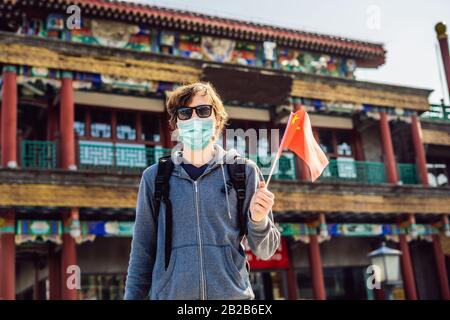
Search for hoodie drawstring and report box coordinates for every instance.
[220,163,232,220]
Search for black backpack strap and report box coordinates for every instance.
[227,156,248,238]
[153,156,174,270]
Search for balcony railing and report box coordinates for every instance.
[18,141,297,178]
[420,104,450,122]
[254,152,297,181]
[78,142,171,174]
[21,140,57,169]
[18,141,423,185]
[274,152,297,180]
[319,159,386,184]
[398,163,419,185]
[318,159,420,185]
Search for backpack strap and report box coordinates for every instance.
[227,156,248,238]
[153,156,174,270]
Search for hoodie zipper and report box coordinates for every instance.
[193,180,206,300]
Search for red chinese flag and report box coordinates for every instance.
[280,109,329,181]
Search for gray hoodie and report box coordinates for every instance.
[124,144,281,300]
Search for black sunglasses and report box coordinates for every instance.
[176,104,213,121]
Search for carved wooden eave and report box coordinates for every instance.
[273,183,450,215]
[0,169,449,215]
[291,75,431,112]
[0,32,432,111]
[0,32,201,84]
[421,121,450,146]
[422,129,450,146]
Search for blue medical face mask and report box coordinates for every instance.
[177,118,215,151]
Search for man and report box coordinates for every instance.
[124,82,280,300]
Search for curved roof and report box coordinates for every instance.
[3,0,386,67]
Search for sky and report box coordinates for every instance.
[126,0,450,104]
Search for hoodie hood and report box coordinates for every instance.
[169,143,243,220]
[170,143,243,179]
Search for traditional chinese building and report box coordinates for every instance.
[0,0,449,300]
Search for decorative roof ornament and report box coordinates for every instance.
[263,41,277,61]
[435,22,447,40]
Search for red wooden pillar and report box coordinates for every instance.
[135,112,142,143]
[374,287,386,300]
[308,234,326,300]
[1,65,18,168]
[435,23,450,99]
[379,112,398,183]
[353,131,365,161]
[398,234,418,300]
[286,238,298,300]
[33,257,40,300]
[48,244,61,300]
[0,210,16,300]
[411,115,429,185]
[61,209,78,300]
[431,234,450,300]
[411,112,450,299]
[85,110,91,138]
[111,110,117,140]
[59,72,76,170]
[398,215,418,300]
[286,265,298,300]
[47,105,58,141]
[161,111,174,148]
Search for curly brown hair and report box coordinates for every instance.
[165,82,229,140]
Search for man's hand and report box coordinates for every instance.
[249,181,275,222]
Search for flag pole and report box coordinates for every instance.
[265,146,282,188]
[265,112,294,188]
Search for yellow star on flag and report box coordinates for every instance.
[291,113,301,130]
